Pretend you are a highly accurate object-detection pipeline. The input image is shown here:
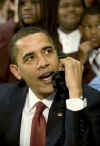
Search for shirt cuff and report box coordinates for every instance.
[66,97,87,111]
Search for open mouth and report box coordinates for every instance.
[38,72,54,84]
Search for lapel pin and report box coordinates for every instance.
[57,113,63,117]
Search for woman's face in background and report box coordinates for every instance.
[20,0,41,25]
[58,0,84,32]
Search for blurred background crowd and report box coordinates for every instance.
[0,0,100,91]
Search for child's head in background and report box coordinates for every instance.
[80,6,100,48]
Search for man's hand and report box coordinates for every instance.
[60,57,84,99]
[78,41,93,64]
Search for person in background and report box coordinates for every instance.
[18,0,42,27]
[0,0,18,83]
[79,6,100,83]
[0,26,100,146]
[89,75,100,91]
[42,0,84,56]
[57,0,84,54]
[7,0,18,23]
[88,46,100,91]
[0,0,8,23]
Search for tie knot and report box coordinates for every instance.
[36,102,46,115]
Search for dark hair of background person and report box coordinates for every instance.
[0,0,6,6]
[41,0,59,42]
[41,0,66,56]
[94,0,100,5]
[83,5,100,16]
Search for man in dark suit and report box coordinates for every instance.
[0,26,100,146]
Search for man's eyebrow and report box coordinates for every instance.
[42,45,54,50]
[23,52,34,61]
[22,46,54,61]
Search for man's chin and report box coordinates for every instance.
[23,19,35,25]
[39,86,54,97]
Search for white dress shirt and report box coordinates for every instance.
[58,28,81,54]
[20,88,86,146]
[20,88,53,146]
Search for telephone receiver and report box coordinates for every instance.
[52,71,69,100]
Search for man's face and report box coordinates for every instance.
[80,14,100,48]
[21,0,41,24]
[58,0,84,32]
[11,32,59,99]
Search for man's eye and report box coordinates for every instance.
[83,26,89,30]
[24,55,34,63]
[97,25,100,29]
[45,48,53,55]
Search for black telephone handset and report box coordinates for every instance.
[52,72,87,146]
[52,71,69,100]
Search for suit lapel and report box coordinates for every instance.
[46,93,66,146]
[6,82,28,146]
[14,84,28,145]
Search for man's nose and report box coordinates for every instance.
[24,2,32,9]
[91,27,96,35]
[68,5,75,12]
[37,55,49,69]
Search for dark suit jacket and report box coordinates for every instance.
[0,81,100,146]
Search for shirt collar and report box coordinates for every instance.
[58,28,80,37]
[26,88,54,112]
[58,28,81,54]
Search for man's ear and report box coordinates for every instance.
[10,64,22,80]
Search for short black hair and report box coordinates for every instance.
[9,26,57,64]
[83,6,100,16]
[0,0,6,4]
[0,0,6,7]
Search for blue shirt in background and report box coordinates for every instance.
[89,76,100,91]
